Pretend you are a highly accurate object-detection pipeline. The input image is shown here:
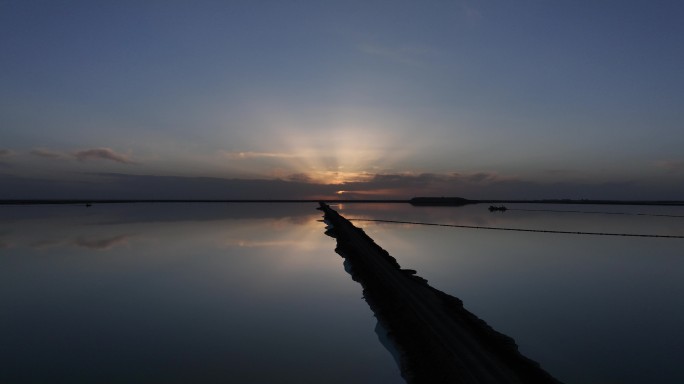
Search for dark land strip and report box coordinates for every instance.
[318,203,563,384]
[0,199,409,205]
[3,197,683,206]
[409,197,684,207]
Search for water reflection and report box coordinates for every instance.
[337,203,684,384]
[73,234,133,251]
[0,203,403,384]
[3,202,683,384]
[29,234,134,251]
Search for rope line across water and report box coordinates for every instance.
[508,208,684,218]
[348,218,684,239]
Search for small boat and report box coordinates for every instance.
[488,205,507,212]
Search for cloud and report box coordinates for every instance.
[2,171,683,201]
[74,148,135,164]
[72,173,339,200]
[347,172,509,190]
[0,149,14,167]
[655,160,684,172]
[29,147,136,164]
[286,173,313,183]
[0,149,13,158]
[331,172,515,199]
[0,149,15,166]
[31,239,66,250]
[335,172,670,201]
[30,148,68,159]
[220,151,298,160]
[453,172,500,183]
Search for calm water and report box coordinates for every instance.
[1,202,683,383]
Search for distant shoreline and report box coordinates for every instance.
[409,197,684,206]
[1,198,682,206]
[0,199,410,205]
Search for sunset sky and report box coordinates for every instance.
[2,1,683,199]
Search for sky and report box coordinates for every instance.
[2,0,683,200]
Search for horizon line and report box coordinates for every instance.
[2,198,683,206]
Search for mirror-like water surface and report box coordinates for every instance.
[2,202,683,383]
[0,203,400,383]
[336,203,684,384]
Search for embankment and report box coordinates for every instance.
[319,202,562,384]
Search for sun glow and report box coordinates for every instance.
[217,106,421,194]
[268,123,413,185]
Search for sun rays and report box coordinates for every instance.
[219,115,416,187]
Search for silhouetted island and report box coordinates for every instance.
[318,203,562,384]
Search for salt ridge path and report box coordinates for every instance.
[318,202,563,384]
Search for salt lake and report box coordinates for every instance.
[1,202,682,383]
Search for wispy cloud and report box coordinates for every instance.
[30,148,68,159]
[0,148,14,166]
[0,149,14,159]
[31,239,66,250]
[353,172,514,188]
[74,148,136,164]
[219,151,298,160]
[655,160,684,172]
[335,171,535,199]
[0,149,14,167]
[28,147,136,164]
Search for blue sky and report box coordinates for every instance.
[2,1,683,199]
